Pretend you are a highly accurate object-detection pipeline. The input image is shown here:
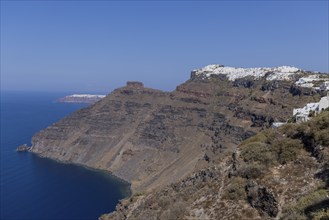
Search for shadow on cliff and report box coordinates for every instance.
[304,199,329,217]
[315,166,329,188]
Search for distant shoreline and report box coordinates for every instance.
[56,94,106,104]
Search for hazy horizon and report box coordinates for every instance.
[1,1,328,93]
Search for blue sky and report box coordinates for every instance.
[1,1,328,93]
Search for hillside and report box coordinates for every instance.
[104,110,329,220]
[27,65,328,217]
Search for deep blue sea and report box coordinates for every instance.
[0,91,130,220]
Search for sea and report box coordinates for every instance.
[0,91,130,220]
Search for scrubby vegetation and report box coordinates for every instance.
[235,111,329,219]
[240,111,329,175]
[282,189,329,220]
[222,177,247,200]
[105,112,329,220]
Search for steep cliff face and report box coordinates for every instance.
[104,112,329,220]
[30,66,324,194]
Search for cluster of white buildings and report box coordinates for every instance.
[293,94,329,122]
[192,65,301,81]
[295,75,329,91]
[192,64,329,125]
[273,93,329,127]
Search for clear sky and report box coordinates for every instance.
[1,1,328,93]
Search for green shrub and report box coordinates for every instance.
[294,189,329,213]
[240,134,268,146]
[241,129,278,146]
[281,212,307,220]
[272,138,303,164]
[280,123,300,137]
[241,142,276,166]
[241,137,302,166]
[238,162,266,179]
[311,209,329,220]
[262,129,280,144]
[315,129,329,147]
[222,177,247,200]
[309,111,329,130]
[283,189,329,219]
[296,189,328,213]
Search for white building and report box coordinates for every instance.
[320,81,329,91]
[272,122,287,128]
[293,94,329,123]
[318,95,329,111]
[295,75,329,92]
[300,83,314,88]
[295,75,320,85]
[293,103,319,122]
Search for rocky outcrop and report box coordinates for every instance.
[289,84,316,96]
[233,78,255,88]
[251,96,277,105]
[126,81,144,88]
[16,144,31,152]
[246,181,279,217]
[261,81,279,91]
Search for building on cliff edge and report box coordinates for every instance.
[293,93,329,123]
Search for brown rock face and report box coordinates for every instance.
[246,181,279,217]
[30,74,320,193]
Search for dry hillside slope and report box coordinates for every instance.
[104,111,329,220]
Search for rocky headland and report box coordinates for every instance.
[57,94,106,104]
[24,65,329,219]
[16,144,31,152]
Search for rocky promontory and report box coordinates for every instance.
[57,94,106,104]
[24,65,329,219]
[16,144,31,152]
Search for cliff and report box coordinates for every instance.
[103,111,329,220]
[29,65,327,206]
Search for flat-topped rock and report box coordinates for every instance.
[126,81,144,88]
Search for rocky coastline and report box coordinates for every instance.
[19,65,329,219]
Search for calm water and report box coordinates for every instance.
[0,92,130,220]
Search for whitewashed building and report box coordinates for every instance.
[295,75,320,86]
[320,81,329,91]
[293,93,329,122]
[293,103,319,122]
[318,95,329,111]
